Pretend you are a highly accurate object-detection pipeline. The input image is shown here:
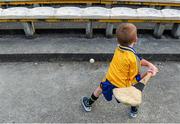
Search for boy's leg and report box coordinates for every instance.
[82,86,102,112]
[129,106,138,118]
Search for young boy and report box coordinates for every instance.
[81,23,158,118]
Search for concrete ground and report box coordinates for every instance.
[0,61,179,123]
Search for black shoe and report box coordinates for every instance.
[129,106,138,118]
[81,97,92,112]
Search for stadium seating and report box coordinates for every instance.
[0,0,180,6]
[101,0,180,6]
[0,0,100,5]
[0,6,179,38]
[0,7,179,21]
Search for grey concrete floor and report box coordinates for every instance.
[0,61,179,123]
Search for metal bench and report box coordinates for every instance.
[0,7,180,38]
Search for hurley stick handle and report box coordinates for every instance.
[140,72,152,85]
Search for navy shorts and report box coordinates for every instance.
[100,80,117,101]
[100,75,141,102]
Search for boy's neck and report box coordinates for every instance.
[119,43,135,48]
[128,43,135,48]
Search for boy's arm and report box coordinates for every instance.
[141,59,158,76]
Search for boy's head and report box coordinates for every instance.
[116,23,137,46]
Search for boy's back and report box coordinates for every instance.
[105,46,141,88]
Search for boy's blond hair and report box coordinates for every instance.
[116,23,137,46]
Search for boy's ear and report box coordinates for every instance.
[134,36,138,44]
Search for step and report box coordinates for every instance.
[0,34,179,62]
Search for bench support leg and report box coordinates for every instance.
[22,22,35,38]
[106,23,114,38]
[171,23,180,39]
[86,22,93,38]
[153,23,165,39]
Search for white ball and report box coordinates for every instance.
[89,58,95,63]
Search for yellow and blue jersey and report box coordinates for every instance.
[103,45,142,88]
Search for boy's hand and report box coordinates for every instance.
[141,59,159,76]
[147,64,158,76]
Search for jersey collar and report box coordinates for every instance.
[119,45,137,54]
